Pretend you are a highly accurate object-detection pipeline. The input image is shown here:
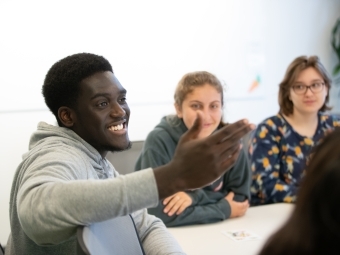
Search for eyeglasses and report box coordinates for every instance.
[291,82,325,95]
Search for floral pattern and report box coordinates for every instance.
[249,113,340,205]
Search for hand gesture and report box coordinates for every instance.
[154,111,255,199]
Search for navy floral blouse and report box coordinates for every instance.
[249,113,340,206]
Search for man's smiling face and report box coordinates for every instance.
[71,71,131,157]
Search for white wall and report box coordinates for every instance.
[1,0,340,245]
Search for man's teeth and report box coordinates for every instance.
[109,124,124,131]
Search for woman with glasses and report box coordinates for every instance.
[249,55,340,206]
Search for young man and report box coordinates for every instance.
[6,53,253,255]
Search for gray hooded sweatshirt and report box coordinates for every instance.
[6,122,185,255]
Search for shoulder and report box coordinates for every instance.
[144,115,184,146]
[255,114,286,136]
[144,127,174,145]
[257,114,285,128]
[29,136,90,162]
[23,144,92,181]
[319,113,340,127]
[141,127,178,161]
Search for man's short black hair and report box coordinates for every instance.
[42,53,113,125]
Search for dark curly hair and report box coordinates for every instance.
[42,53,113,125]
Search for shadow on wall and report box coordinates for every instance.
[106,141,144,175]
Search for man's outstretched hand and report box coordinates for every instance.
[154,112,255,199]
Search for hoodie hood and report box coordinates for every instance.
[24,122,113,179]
[154,115,188,144]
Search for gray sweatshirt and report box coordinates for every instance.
[6,122,185,255]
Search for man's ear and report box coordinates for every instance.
[174,103,183,118]
[58,106,76,127]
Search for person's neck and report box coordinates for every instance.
[282,111,318,137]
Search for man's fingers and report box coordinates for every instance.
[218,121,254,144]
[178,112,203,143]
[219,144,242,170]
[220,142,242,159]
[211,121,254,159]
[164,117,255,194]
[208,119,248,145]
[208,119,255,146]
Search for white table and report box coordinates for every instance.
[167,203,294,255]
